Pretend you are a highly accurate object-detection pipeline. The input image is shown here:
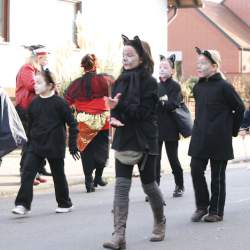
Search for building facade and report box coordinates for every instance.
[168,0,250,79]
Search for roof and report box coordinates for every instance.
[168,0,203,8]
[197,1,250,49]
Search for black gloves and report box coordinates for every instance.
[68,134,80,161]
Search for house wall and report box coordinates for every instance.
[223,0,250,27]
[242,50,250,73]
[9,0,76,46]
[82,0,168,76]
[168,8,240,79]
[0,43,27,97]
[0,0,78,97]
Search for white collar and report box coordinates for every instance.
[39,90,55,99]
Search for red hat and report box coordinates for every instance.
[24,45,49,56]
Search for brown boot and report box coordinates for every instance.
[142,182,166,242]
[103,178,131,250]
[103,207,127,249]
[150,206,166,242]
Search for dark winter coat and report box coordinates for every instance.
[157,77,182,141]
[27,95,78,159]
[188,73,245,160]
[111,69,159,155]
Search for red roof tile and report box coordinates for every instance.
[197,1,250,49]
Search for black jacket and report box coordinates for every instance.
[27,95,78,159]
[157,78,182,141]
[188,73,245,160]
[111,73,159,155]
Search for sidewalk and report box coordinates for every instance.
[1,137,250,197]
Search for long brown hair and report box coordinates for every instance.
[141,41,154,74]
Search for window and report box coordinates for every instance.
[57,0,82,46]
[0,0,9,42]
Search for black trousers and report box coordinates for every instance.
[15,151,72,210]
[190,157,227,216]
[115,155,156,184]
[156,140,183,187]
[80,130,109,184]
[16,106,46,174]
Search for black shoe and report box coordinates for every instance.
[86,187,95,193]
[204,214,223,222]
[173,186,184,198]
[145,196,149,202]
[191,209,208,222]
[94,178,108,187]
[39,167,52,176]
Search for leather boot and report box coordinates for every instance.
[94,168,107,187]
[103,206,128,249]
[150,206,166,241]
[103,178,131,249]
[142,182,166,242]
[85,175,95,193]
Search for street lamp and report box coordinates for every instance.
[168,0,203,8]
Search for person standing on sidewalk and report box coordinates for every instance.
[12,69,79,215]
[156,54,184,198]
[64,54,114,193]
[239,101,250,138]
[103,35,166,250]
[16,45,51,185]
[189,47,245,223]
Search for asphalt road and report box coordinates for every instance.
[0,167,250,250]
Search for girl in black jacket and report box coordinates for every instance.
[103,35,166,249]
[12,69,79,215]
[189,48,244,223]
[157,55,184,197]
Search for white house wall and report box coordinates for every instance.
[82,0,168,74]
[9,0,75,46]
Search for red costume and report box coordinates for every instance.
[15,64,37,110]
[64,72,114,151]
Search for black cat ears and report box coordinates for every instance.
[160,54,176,68]
[121,34,144,57]
[195,46,217,64]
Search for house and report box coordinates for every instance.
[0,0,82,97]
[0,0,203,97]
[168,0,250,79]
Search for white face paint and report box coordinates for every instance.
[197,55,217,78]
[34,75,50,95]
[122,45,142,70]
[159,60,173,80]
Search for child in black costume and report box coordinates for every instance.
[12,69,80,215]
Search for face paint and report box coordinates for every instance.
[159,60,173,80]
[34,75,50,95]
[122,45,141,70]
[196,55,217,78]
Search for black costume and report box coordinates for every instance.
[103,35,166,249]
[112,68,159,158]
[188,73,244,217]
[157,77,184,191]
[15,95,78,210]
